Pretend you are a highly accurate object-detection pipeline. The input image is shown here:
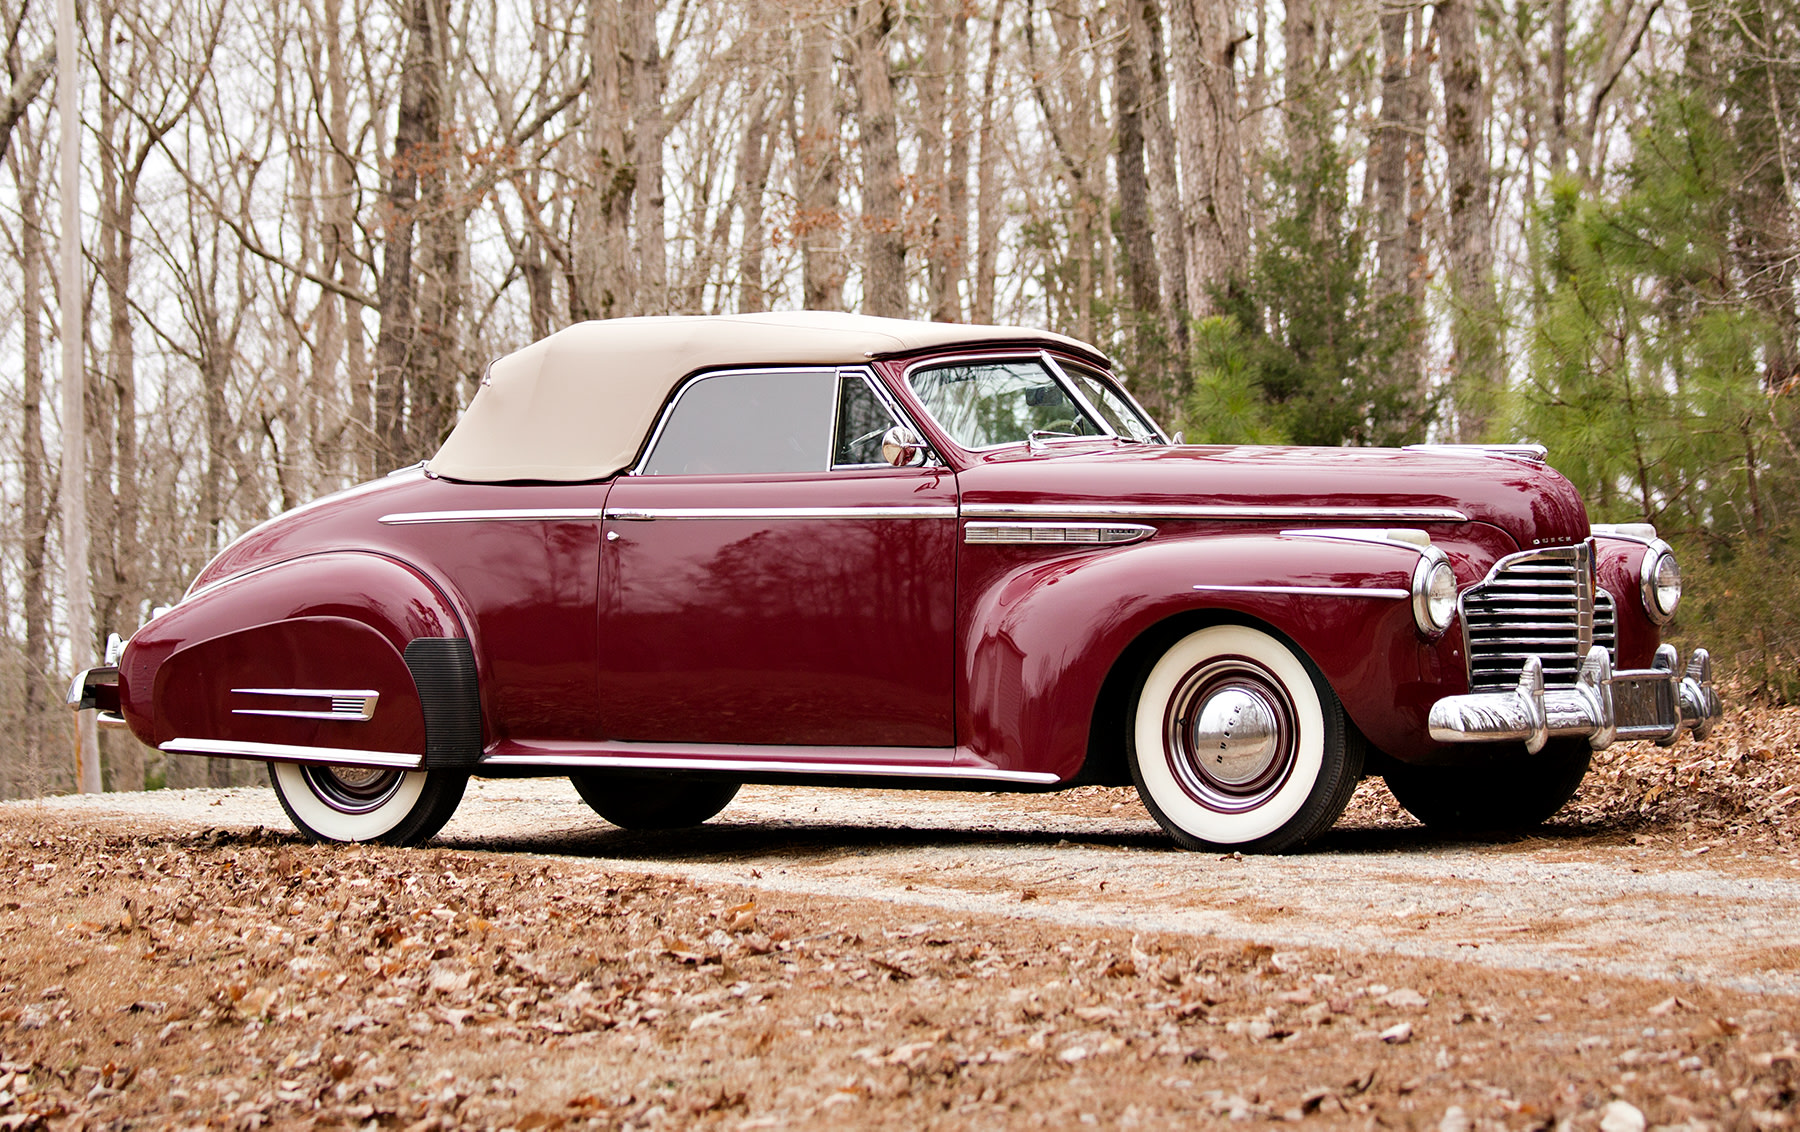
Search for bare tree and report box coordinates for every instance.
[854,0,905,317]
[1436,0,1499,440]
[1168,0,1248,318]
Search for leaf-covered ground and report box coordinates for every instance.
[0,703,1797,1130]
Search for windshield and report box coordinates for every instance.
[1058,361,1163,442]
[907,360,1106,449]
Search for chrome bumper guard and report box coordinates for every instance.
[66,665,129,727]
[1428,645,1722,753]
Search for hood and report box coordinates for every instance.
[957,444,1590,551]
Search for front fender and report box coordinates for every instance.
[119,552,475,763]
[1594,536,1664,669]
[960,533,1459,780]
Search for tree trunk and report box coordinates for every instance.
[1436,0,1501,440]
[574,0,635,322]
[796,21,845,311]
[10,109,50,798]
[1114,0,1166,409]
[58,0,98,793]
[374,0,441,466]
[629,0,666,315]
[854,0,905,318]
[735,85,775,312]
[94,5,146,792]
[919,4,962,323]
[1548,0,1568,175]
[1171,0,1248,319]
[1373,5,1415,306]
[1283,0,1317,167]
[971,0,1006,323]
[1136,0,1190,358]
[944,12,972,323]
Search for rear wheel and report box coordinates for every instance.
[1383,738,1592,834]
[269,762,468,846]
[1128,624,1362,853]
[570,771,740,830]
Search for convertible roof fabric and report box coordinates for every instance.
[426,311,1109,483]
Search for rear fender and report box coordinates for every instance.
[119,553,480,766]
[962,533,1456,780]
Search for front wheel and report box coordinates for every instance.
[1383,738,1592,834]
[570,771,740,830]
[269,762,468,846]
[1128,624,1363,853]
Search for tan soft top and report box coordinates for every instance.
[427,311,1108,483]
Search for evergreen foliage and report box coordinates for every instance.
[1176,141,1429,447]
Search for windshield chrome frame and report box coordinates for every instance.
[901,349,1163,453]
[1042,354,1170,445]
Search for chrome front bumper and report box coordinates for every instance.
[1428,645,1722,753]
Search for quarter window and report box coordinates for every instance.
[833,374,903,466]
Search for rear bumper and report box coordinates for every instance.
[1427,644,1721,752]
[66,666,129,727]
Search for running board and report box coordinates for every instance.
[481,741,1061,786]
[158,736,1060,786]
[161,737,425,770]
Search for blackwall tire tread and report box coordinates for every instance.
[570,771,740,830]
[1383,738,1592,834]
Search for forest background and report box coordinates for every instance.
[0,0,1795,796]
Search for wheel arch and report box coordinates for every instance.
[1078,607,1311,787]
[960,533,1436,782]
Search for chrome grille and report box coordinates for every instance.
[1461,544,1595,692]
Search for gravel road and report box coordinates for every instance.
[17,774,1800,998]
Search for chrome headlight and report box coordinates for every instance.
[1411,549,1458,635]
[1640,541,1681,624]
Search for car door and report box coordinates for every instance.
[597,366,958,752]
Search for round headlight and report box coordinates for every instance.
[1641,543,1681,624]
[1412,552,1458,635]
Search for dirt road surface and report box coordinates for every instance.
[1,705,1798,1129]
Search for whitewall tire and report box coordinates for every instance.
[1129,624,1362,853]
[269,762,468,846]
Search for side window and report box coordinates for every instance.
[833,373,903,466]
[642,369,836,475]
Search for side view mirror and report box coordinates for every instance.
[881,425,927,468]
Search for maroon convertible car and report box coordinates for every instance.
[70,312,1721,851]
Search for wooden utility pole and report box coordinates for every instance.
[58,0,98,792]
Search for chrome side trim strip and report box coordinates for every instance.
[231,688,379,722]
[160,738,423,769]
[1404,442,1548,464]
[605,506,958,521]
[965,522,1155,546]
[480,749,1060,784]
[1280,526,1433,549]
[963,503,1471,523]
[1191,583,1410,600]
[379,508,603,525]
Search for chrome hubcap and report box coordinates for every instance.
[1187,686,1282,786]
[302,764,405,814]
[1164,659,1299,812]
